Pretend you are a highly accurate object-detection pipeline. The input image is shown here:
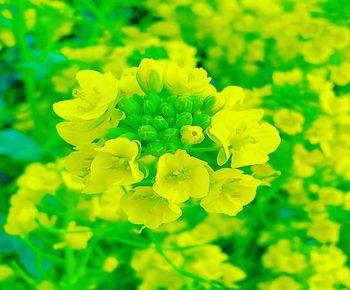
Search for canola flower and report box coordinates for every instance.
[53,58,281,229]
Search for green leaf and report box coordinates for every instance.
[0,129,41,161]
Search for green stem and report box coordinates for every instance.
[147,230,223,289]
[23,236,64,265]
[73,238,97,284]
[10,261,37,288]
[13,0,38,129]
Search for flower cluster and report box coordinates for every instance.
[53,59,280,229]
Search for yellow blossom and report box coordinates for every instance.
[307,219,340,244]
[103,256,119,272]
[180,125,205,145]
[153,150,209,203]
[54,221,93,250]
[53,70,118,121]
[273,109,304,135]
[208,109,280,168]
[121,186,182,229]
[200,168,261,216]
[0,265,14,281]
[84,138,144,193]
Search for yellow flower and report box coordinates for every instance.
[219,86,246,110]
[103,256,119,273]
[51,64,80,94]
[262,240,307,274]
[136,58,164,93]
[164,62,188,95]
[53,70,118,121]
[185,245,228,280]
[17,163,61,195]
[131,248,184,289]
[118,68,144,96]
[154,150,209,203]
[272,69,303,85]
[251,163,281,186]
[318,187,343,206]
[301,39,333,65]
[260,276,301,290]
[94,184,124,221]
[121,186,182,229]
[187,67,215,96]
[310,246,346,273]
[84,138,144,193]
[56,108,124,146]
[208,109,280,168]
[64,144,98,178]
[200,168,260,216]
[221,264,246,288]
[293,144,323,178]
[4,200,38,236]
[330,62,350,86]
[180,125,204,145]
[308,273,335,290]
[163,61,215,97]
[307,219,340,244]
[0,265,14,281]
[37,281,55,290]
[343,192,350,210]
[273,109,304,135]
[54,221,92,250]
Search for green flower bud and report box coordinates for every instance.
[123,115,142,129]
[152,115,169,130]
[147,141,166,156]
[201,95,224,114]
[160,103,175,118]
[167,117,176,127]
[136,59,163,93]
[105,127,128,139]
[143,100,158,115]
[142,115,153,125]
[119,132,139,140]
[192,95,205,112]
[201,95,216,114]
[193,114,211,129]
[138,125,158,141]
[162,128,179,142]
[131,94,143,105]
[165,95,177,106]
[176,96,193,113]
[118,97,143,115]
[145,93,161,106]
[176,112,193,128]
